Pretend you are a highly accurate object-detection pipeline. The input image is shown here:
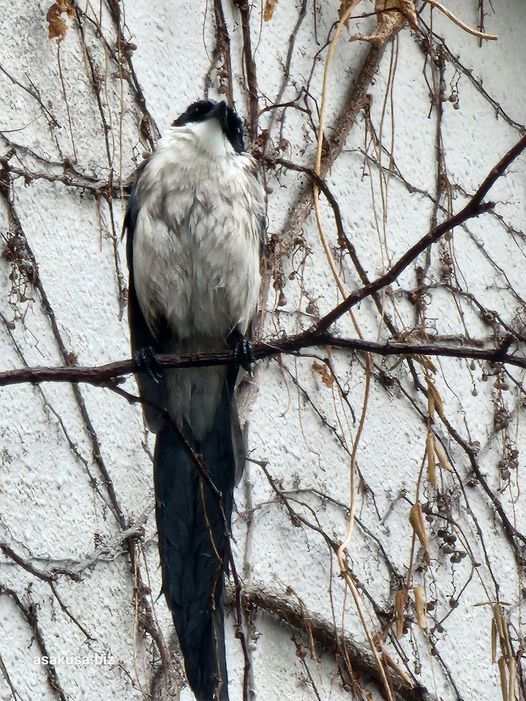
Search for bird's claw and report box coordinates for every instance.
[134,347,163,384]
[234,337,255,376]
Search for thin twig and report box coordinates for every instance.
[313,133,526,333]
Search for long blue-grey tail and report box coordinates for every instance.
[154,381,237,701]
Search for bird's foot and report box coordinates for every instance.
[234,336,255,376]
[134,347,163,384]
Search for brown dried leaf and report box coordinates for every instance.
[426,432,437,486]
[46,1,75,40]
[427,383,435,420]
[409,503,430,563]
[263,0,278,21]
[62,0,75,17]
[498,656,509,701]
[417,354,437,373]
[434,439,453,472]
[311,361,334,388]
[492,603,506,643]
[491,617,497,663]
[414,585,427,629]
[394,589,406,638]
[427,379,445,419]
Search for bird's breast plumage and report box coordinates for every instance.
[132,128,264,347]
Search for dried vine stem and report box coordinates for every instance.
[423,0,497,40]
[313,5,390,696]
[234,0,258,141]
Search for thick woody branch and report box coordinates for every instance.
[0,334,522,387]
[234,585,437,701]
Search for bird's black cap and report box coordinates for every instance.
[172,99,245,153]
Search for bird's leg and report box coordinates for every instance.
[228,329,255,376]
[134,346,163,384]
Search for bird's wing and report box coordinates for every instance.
[124,179,167,431]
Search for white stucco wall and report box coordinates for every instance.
[0,2,525,700]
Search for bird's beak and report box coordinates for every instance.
[207,101,228,130]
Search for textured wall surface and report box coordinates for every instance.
[0,2,525,700]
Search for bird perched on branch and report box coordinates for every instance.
[124,99,265,701]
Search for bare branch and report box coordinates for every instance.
[234,584,439,701]
[0,333,523,388]
[312,133,526,333]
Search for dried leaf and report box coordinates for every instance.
[498,656,509,701]
[311,361,334,389]
[46,1,75,40]
[434,439,453,472]
[427,379,445,419]
[414,586,427,629]
[493,604,513,658]
[409,503,430,563]
[394,589,406,638]
[47,10,67,39]
[492,603,506,642]
[427,383,435,420]
[263,0,278,21]
[417,354,437,373]
[426,432,436,486]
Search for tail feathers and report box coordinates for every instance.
[154,390,236,701]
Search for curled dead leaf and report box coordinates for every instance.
[263,0,278,21]
[311,361,334,389]
[434,439,453,472]
[426,377,445,419]
[426,431,437,486]
[394,588,407,638]
[47,0,75,40]
[427,382,435,420]
[491,616,497,663]
[507,657,516,701]
[498,656,509,701]
[409,502,431,564]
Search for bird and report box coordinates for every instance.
[123,99,266,701]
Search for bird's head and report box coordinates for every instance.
[172,100,245,155]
